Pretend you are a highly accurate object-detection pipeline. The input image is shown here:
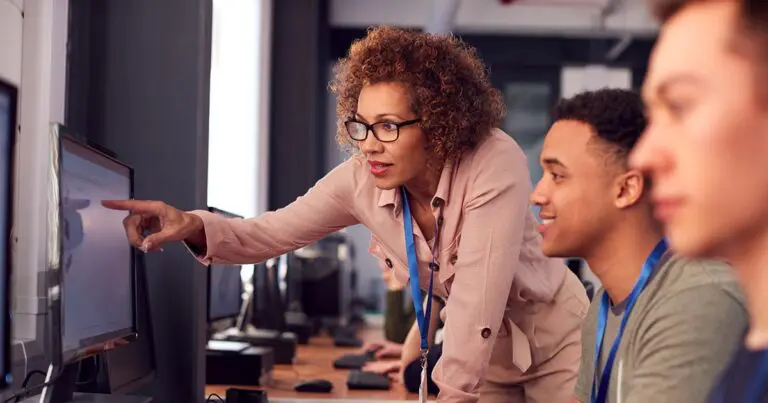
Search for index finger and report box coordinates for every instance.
[101,199,162,215]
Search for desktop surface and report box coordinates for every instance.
[60,136,136,355]
[206,327,418,401]
[20,395,151,403]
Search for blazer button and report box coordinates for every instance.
[481,327,492,339]
[432,198,441,209]
[437,216,444,227]
[385,258,393,268]
[429,262,440,272]
[449,254,458,265]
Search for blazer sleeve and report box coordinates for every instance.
[186,158,362,265]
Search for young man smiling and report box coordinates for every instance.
[530,88,747,403]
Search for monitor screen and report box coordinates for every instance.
[208,263,243,322]
[60,136,136,357]
[0,81,17,387]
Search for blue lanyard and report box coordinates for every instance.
[401,187,440,352]
[591,239,668,403]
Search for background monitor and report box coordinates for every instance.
[207,263,243,322]
[0,80,17,388]
[206,207,244,323]
[59,134,137,362]
[252,259,287,332]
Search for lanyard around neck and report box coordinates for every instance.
[591,239,669,403]
[400,187,441,352]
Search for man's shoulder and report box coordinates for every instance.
[630,253,748,333]
[651,254,745,303]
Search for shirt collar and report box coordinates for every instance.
[376,158,456,217]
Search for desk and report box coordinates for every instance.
[205,330,418,401]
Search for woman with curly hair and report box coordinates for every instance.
[104,26,588,402]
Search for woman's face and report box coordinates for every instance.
[353,82,430,190]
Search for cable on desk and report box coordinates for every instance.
[206,393,225,403]
[4,369,64,403]
[75,356,100,386]
[13,370,47,403]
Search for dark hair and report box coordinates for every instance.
[553,88,646,167]
[329,26,505,160]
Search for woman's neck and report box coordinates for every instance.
[404,163,442,209]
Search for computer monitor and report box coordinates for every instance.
[77,252,156,395]
[298,234,351,322]
[0,80,18,389]
[208,263,243,323]
[42,134,138,402]
[252,258,287,332]
[58,134,137,363]
[206,208,244,323]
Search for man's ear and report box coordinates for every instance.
[614,169,646,209]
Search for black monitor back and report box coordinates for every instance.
[298,234,350,320]
[251,260,286,331]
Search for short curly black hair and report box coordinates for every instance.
[329,26,505,161]
[553,88,646,168]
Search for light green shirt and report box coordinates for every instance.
[575,254,747,403]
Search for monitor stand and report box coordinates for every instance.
[205,340,274,386]
[214,325,297,364]
[34,363,152,403]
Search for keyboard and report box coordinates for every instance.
[346,370,390,391]
[333,351,376,369]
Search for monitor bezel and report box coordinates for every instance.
[205,207,243,323]
[0,79,18,388]
[56,132,138,365]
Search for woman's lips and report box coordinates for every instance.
[369,161,392,176]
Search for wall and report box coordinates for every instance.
[208,0,271,218]
[0,0,23,86]
[268,0,329,211]
[12,0,68,345]
[330,0,658,35]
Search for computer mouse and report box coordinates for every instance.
[293,379,334,393]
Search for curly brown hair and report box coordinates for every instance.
[329,26,505,161]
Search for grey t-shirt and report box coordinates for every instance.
[575,254,747,403]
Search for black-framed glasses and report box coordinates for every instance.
[344,118,421,143]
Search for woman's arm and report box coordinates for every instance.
[187,157,364,265]
[431,142,531,403]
